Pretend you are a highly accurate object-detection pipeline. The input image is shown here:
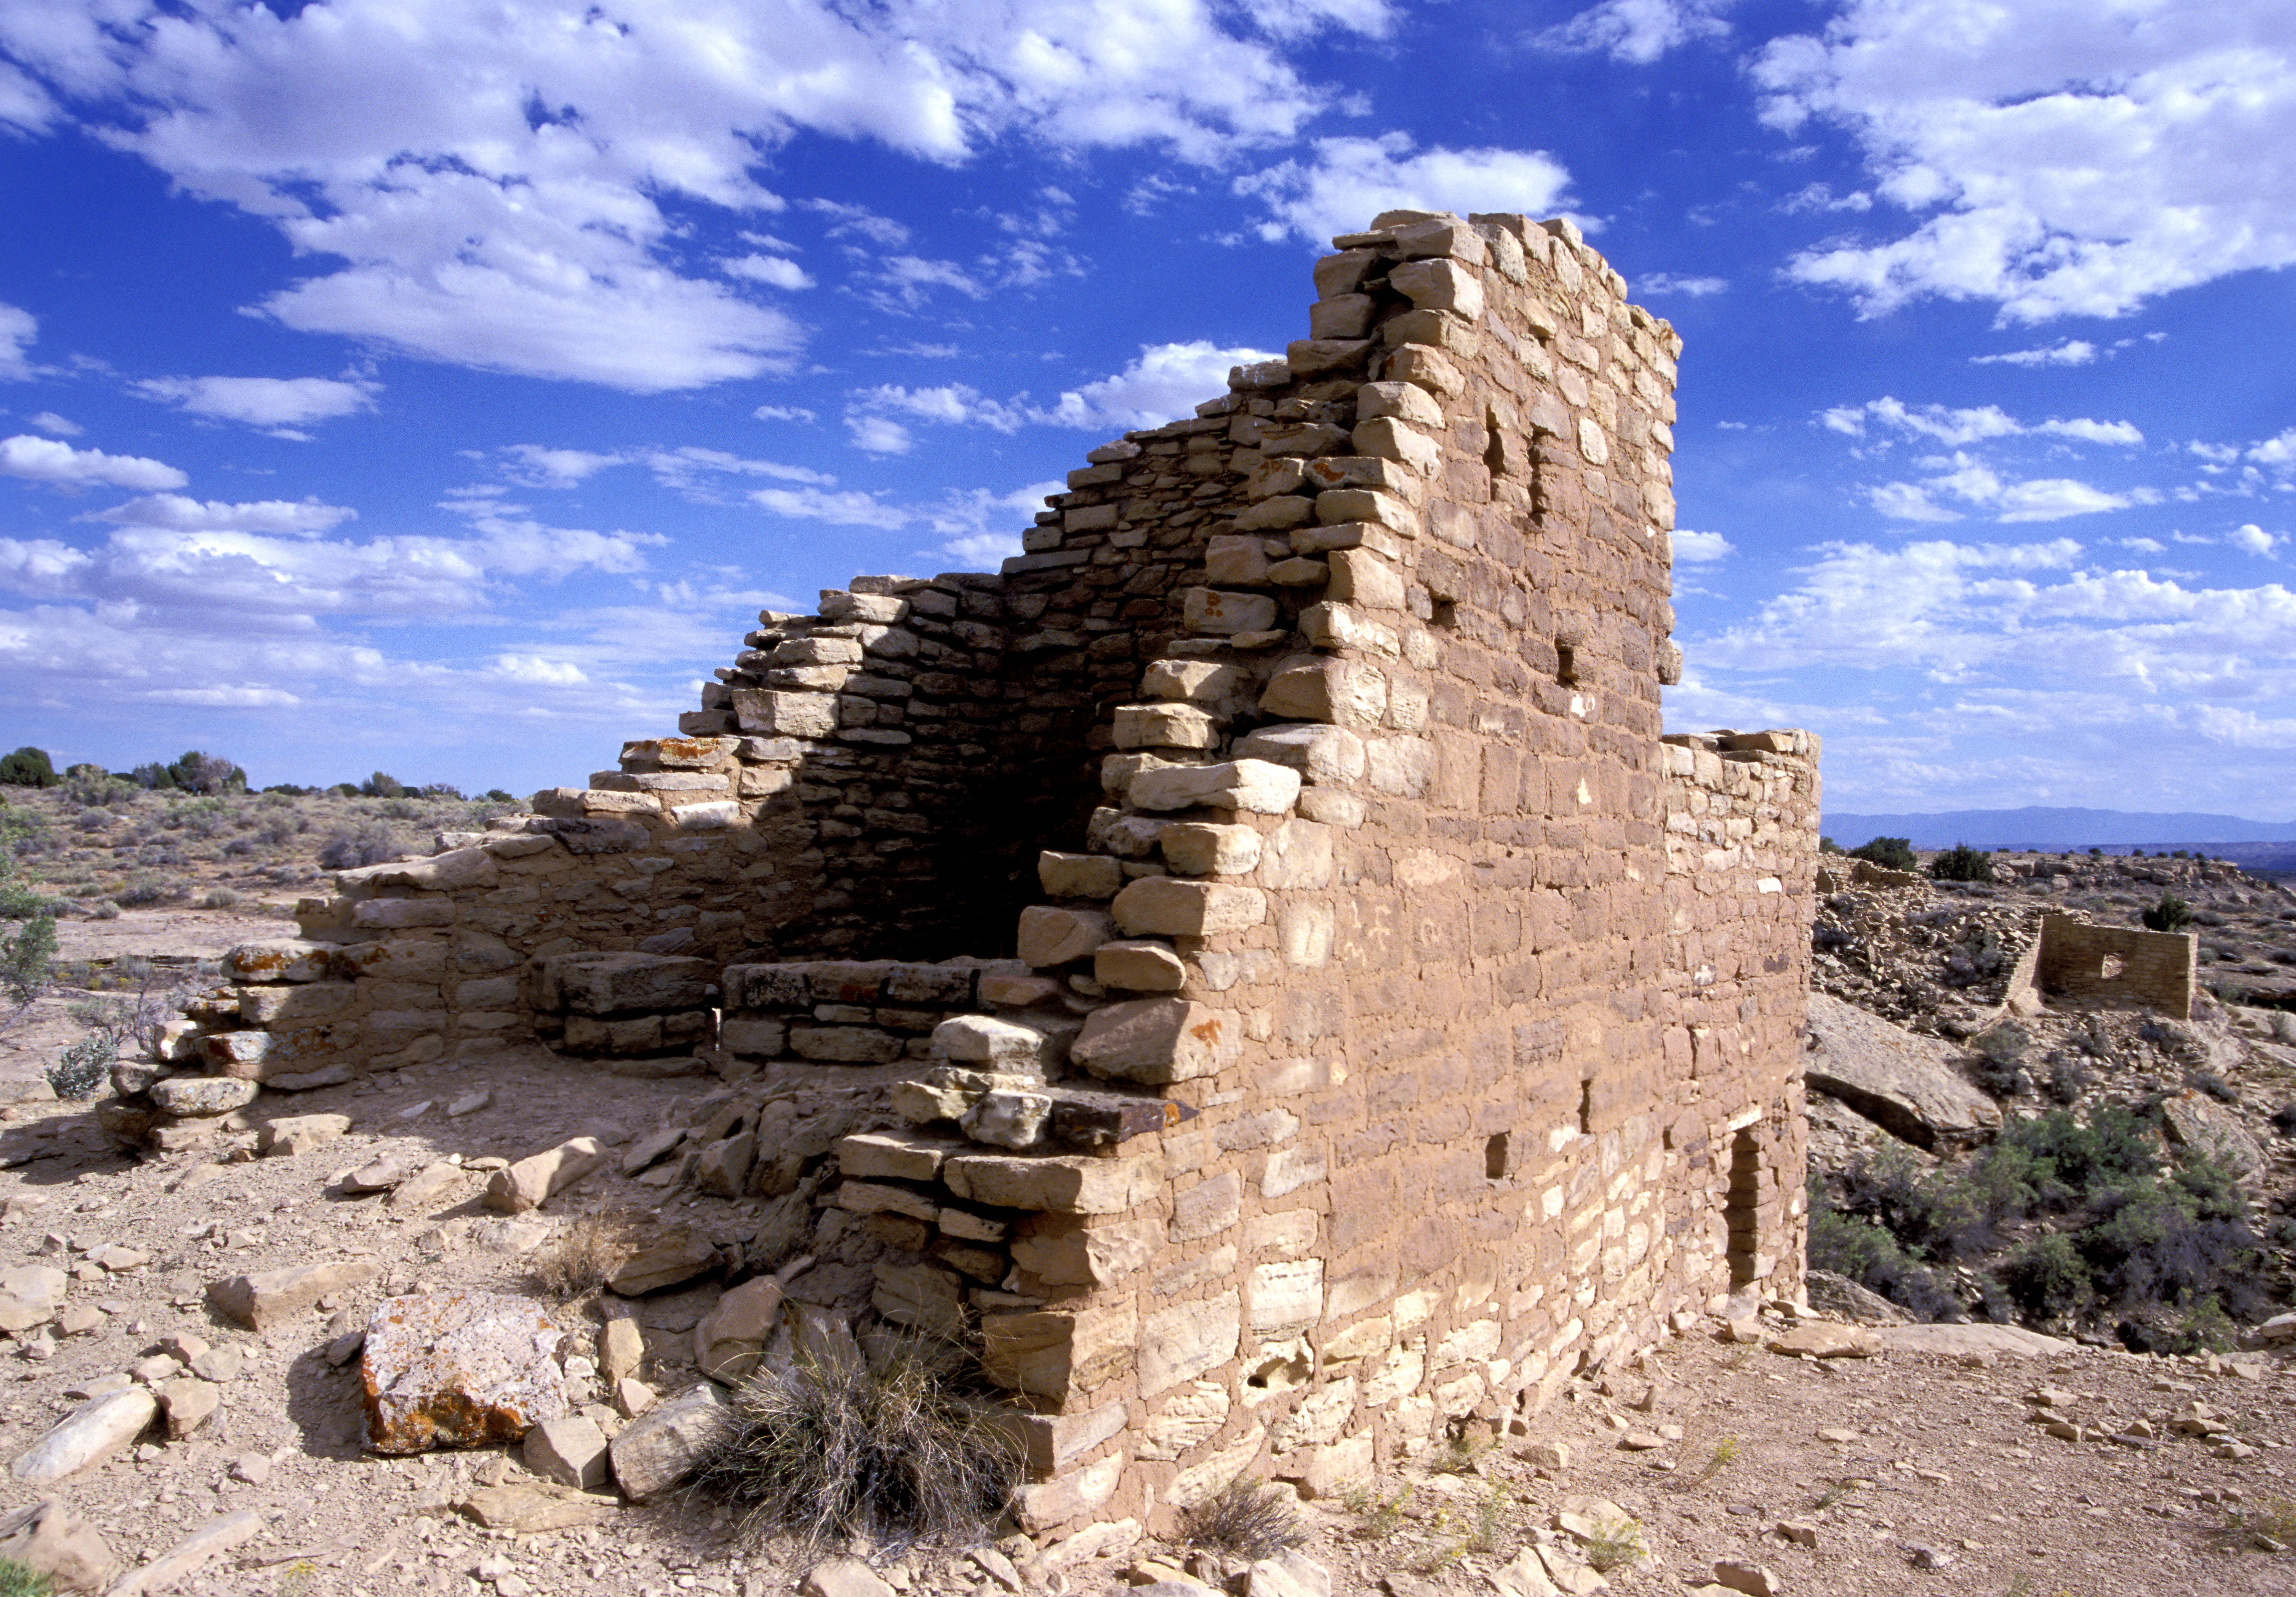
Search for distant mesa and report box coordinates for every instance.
[1821,805,2296,876]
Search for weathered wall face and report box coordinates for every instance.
[2035,915,2196,1017]
[169,207,1822,1540]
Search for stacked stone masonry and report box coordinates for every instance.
[158,208,1822,1535]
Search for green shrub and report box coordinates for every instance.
[2001,1233,2087,1319]
[0,1556,54,1595]
[1928,842,1995,882]
[2142,894,2194,932]
[484,789,516,803]
[46,1035,111,1099]
[167,751,245,795]
[361,772,405,798]
[1846,836,1917,871]
[0,748,57,788]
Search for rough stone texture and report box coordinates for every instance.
[0,1265,67,1333]
[2034,915,2195,1016]
[1803,991,2002,1152]
[193,209,1818,1545]
[0,1499,118,1593]
[360,1292,569,1453]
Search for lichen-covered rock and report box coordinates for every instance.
[360,1292,569,1453]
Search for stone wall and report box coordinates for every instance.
[2034,915,2197,1018]
[160,206,1822,1537]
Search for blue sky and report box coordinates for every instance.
[1,0,2292,815]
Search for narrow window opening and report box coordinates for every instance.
[1485,1132,1511,1181]
[1484,405,1510,477]
[1432,598,1459,629]
[2100,954,2125,980]
[1556,642,1578,686]
[1577,1079,1593,1137]
[1725,1128,1761,1290]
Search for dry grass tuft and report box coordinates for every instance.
[1584,1515,1646,1573]
[1180,1475,1306,1562]
[692,1335,1017,1562]
[526,1208,636,1303]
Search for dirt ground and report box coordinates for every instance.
[1,921,2293,1597]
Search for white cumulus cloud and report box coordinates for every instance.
[92,495,356,535]
[1754,0,2296,322]
[1671,529,1735,562]
[133,374,378,431]
[1037,341,1275,433]
[1236,134,1575,245]
[1972,340,2098,368]
[0,434,187,491]
[0,0,1392,391]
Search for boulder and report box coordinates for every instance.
[1803,1269,1911,1326]
[1765,1323,1879,1359]
[258,1114,351,1157]
[2160,1090,2266,1179]
[1876,1323,2073,1358]
[608,1381,730,1501]
[1804,992,2002,1151]
[361,1292,570,1453]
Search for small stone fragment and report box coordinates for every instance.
[9,1387,159,1484]
[607,1382,730,1501]
[1711,1562,1781,1597]
[156,1377,221,1440]
[523,1413,610,1491]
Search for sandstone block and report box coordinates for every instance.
[1112,876,1266,937]
[599,1319,645,1382]
[362,1291,569,1453]
[1070,997,1235,1084]
[981,1306,1137,1398]
[238,981,354,1026]
[1158,822,1262,877]
[1017,905,1114,969]
[1012,1453,1127,1534]
[485,1138,609,1213]
[1038,851,1123,899]
[933,1014,1064,1069]
[1308,293,1375,339]
[731,688,837,737]
[837,1131,952,1183]
[1388,256,1484,316]
[524,1413,610,1490]
[962,1089,1053,1149]
[1327,547,1406,609]
[224,940,334,983]
[1313,486,1418,534]
[1259,658,1386,727]
[1233,497,1314,532]
[1351,417,1439,476]
[148,1076,260,1117]
[1355,379,1443,427]
[1139,1293,1242,1396]
[1205,532,1274,582]
[694,1277,785,1384]
[872,1262,966,1334]
[1128,760,1301,815]
[788,1026,904,1064]
[1385,344,1463,397]
[1181,587,1278,636]
[156,1376,220,1439]
[350,897,456,930]
[1234,724,1367,786]
[1096,940,1187,993]
[548,951,713,1017]
[608,1382,729,1501]
[208,1259,379,1330]
[941,1152,1159,1214]
[1113,703,1219,751]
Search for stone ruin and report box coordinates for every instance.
[127,209,1822,1535]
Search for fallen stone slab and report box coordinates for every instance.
[608,1381,729,1501]
[207,1260,380,1331]
[607,1225,720,1296]
[9,1386,158,1484]
[802,1557,895,1597]
[105,1508,261,1597]
[1804,991,2001,1152]
[459,1482,619,1533]
[362,1292,570,1453]
[0,1264,68,1332]
[1766,1323,1880,1359]
[258,1114,351,1157]
[0,1497,117,1593]
[485,1136,608,1213]
[388,1161,468,1211]
[156,1376,221,1440]
[1876,1323,2074,1359]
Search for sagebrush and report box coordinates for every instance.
[693,1336,1018,1560]
[1181,1475,1306,1561]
